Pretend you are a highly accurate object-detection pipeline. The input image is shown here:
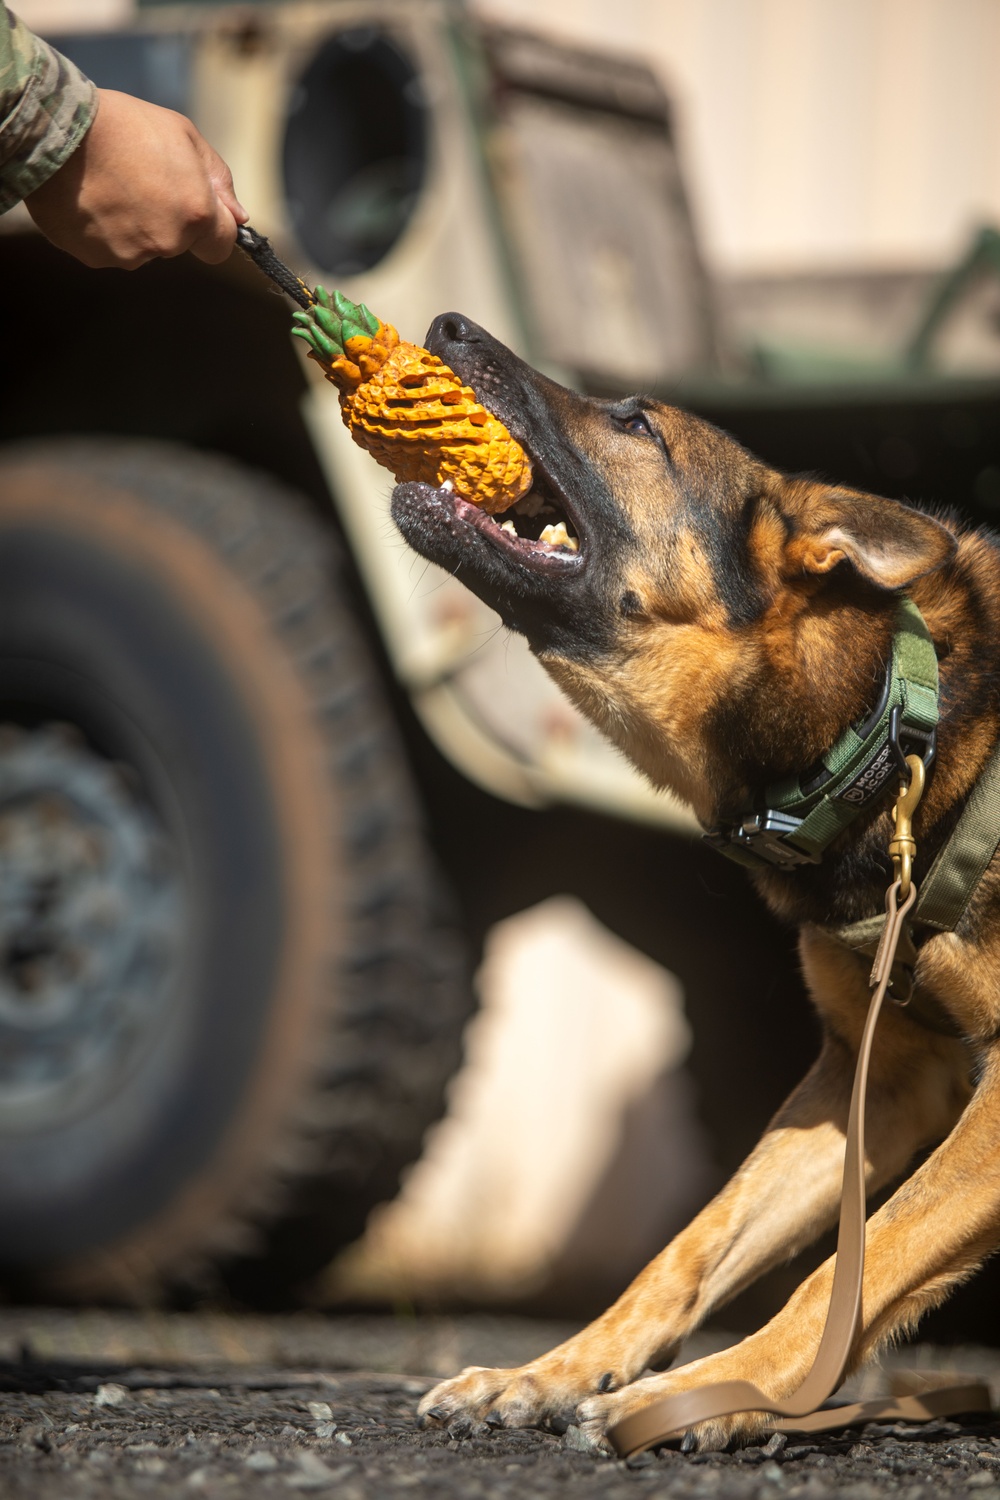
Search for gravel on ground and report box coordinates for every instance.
[1,1310,999,1498]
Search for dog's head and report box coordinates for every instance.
[392,316,957,821]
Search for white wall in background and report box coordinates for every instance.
[479,0,1000,276]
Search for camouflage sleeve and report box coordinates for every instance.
[0,5,98,214]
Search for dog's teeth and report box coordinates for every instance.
[440,480,454,492]
[539,521,577,551]
[501,519,517,536]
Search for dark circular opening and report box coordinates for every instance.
[282,26,428,276]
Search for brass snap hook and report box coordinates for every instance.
[889,753,925,899]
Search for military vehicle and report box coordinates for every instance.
[1,0,998,1309]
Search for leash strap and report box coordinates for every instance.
[608,879,993,1459]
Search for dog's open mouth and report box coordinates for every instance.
[444,456,584,574]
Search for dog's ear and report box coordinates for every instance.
[791,489,956,590]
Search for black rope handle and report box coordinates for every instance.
[236,224,315,309]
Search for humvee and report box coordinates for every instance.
[2,0,999,1310]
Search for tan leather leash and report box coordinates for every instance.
[610,756,994,1459]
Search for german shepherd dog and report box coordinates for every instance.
[390,314,999,1453]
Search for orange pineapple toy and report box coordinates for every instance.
[288,286,533,515]
[235,226,534,513]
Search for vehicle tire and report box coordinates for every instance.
[0,439,469,1305]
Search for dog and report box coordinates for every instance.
[390,313,997,1453]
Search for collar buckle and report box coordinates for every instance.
[706,808,821,868]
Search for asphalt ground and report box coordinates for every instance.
[2,1311,1000,1498]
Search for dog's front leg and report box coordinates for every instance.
[419,1005,966,1435]
[581,1028,992,1453]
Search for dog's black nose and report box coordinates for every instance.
[425,311,484,359]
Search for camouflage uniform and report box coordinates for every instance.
[0,5,97,214]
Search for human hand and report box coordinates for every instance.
[23,88,248,269]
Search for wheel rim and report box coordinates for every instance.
[0,724,186,1134]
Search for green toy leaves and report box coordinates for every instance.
[292,286,379,361]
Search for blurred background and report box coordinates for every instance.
[1,0,999,1350]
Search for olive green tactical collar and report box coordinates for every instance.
[705,598,939,871]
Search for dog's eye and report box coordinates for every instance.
[622,414,653,437]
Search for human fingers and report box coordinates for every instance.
[185,128,247,263]
[198,136,248,225]
[186,191,239,265]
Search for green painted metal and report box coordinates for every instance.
[906,226,1000,372]
[638,224,1000,411]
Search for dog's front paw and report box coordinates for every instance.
[418,1366,513,1427]
[418,1364,551,1429]
[418,1358,608,1432]
[577,1369,772,1455]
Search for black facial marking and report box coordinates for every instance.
[690,488,768,628]
[620,590,643,617]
